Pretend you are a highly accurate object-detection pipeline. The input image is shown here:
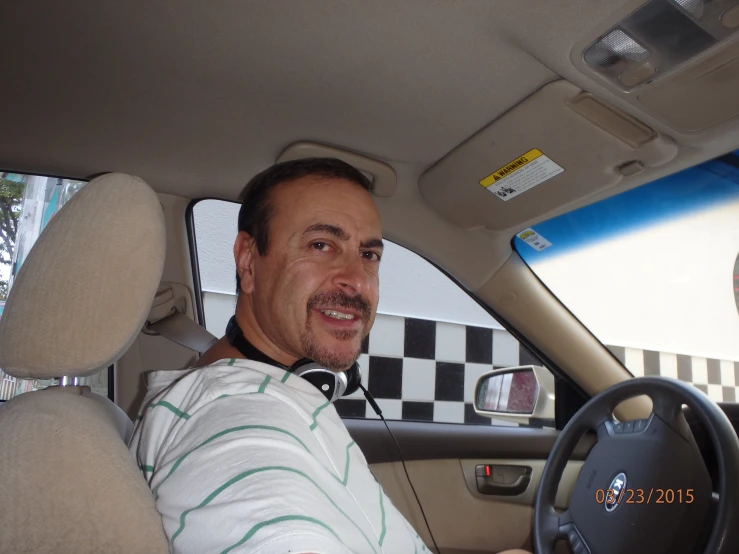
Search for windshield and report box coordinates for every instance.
[514,150,739,401]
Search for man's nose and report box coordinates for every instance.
[333,255,371,296]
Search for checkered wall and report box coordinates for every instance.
[335,314,549,427]
[334,314,739,427]
[606,345,739,403]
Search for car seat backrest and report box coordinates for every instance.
[0,173,170,553]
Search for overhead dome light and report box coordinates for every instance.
[584,29,649,74]
[583,0,739,90]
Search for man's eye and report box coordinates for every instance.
[312,242,330,251]
[363,251,381,262]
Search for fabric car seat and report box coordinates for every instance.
[0,173,170,553]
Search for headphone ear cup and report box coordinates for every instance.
[343,361,362,397]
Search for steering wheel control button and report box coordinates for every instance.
[561,524,590,554]
[613,419,649,434]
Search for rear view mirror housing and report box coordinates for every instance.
[473,365,555,425]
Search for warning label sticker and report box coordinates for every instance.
[516,228,552,251]
[480,148,564,201]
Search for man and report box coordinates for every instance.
[129,157,531,554]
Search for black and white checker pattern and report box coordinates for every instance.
[334,314,739,427]
[606,345,739,403]
[335,314,546,427]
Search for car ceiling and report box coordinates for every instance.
[2,0,739,290]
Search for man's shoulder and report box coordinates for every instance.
[141,357,332,419]
[134,358,354,464]
[146,358,303,393]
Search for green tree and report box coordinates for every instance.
[0,175,25,300]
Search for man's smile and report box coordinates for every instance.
[307,290,372,327]
[313,307,363,329]
[320,309,356,320]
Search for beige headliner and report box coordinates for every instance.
[2,0,738,313]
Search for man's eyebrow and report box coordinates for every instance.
[303,223,350,241]
[303,224,383,249]
[360,238,384,250]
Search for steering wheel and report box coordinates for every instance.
[534,376,739,554]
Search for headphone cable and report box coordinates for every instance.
[359,384,440,552]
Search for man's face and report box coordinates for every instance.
[236,176,383,371]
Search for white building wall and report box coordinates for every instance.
[529,200,739,363]
[202,291,237,338]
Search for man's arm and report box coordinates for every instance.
[140,389,372,554]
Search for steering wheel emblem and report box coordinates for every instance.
[605,472,627,512]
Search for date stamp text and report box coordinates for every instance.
[595,488,695,505]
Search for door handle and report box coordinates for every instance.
[475,464,532,496]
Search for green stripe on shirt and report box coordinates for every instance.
[342,441,355,485]
[309,400,330,430]
[150,400,190,420]
[152,425,310,499]
[257,375,271,393]
[220,514,344,554]
[170,465,378,554]
[145,374,270,425]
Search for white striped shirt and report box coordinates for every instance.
[128,358,428,553]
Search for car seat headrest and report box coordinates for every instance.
[0,173,166,379]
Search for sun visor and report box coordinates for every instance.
[418,80,677,232]
[273,141,397,198]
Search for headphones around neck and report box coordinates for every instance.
[225,316,362,402]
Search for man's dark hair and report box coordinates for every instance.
[235,157,373,293]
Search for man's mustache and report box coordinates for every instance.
[307,291,372,321]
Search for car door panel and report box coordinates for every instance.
[345,419,594,463]
[346,419,591,553]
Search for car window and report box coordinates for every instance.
[192,198,556,428]
[0,172,110,403]
[514,150,739,404]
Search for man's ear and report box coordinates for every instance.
[234,231,258,295]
